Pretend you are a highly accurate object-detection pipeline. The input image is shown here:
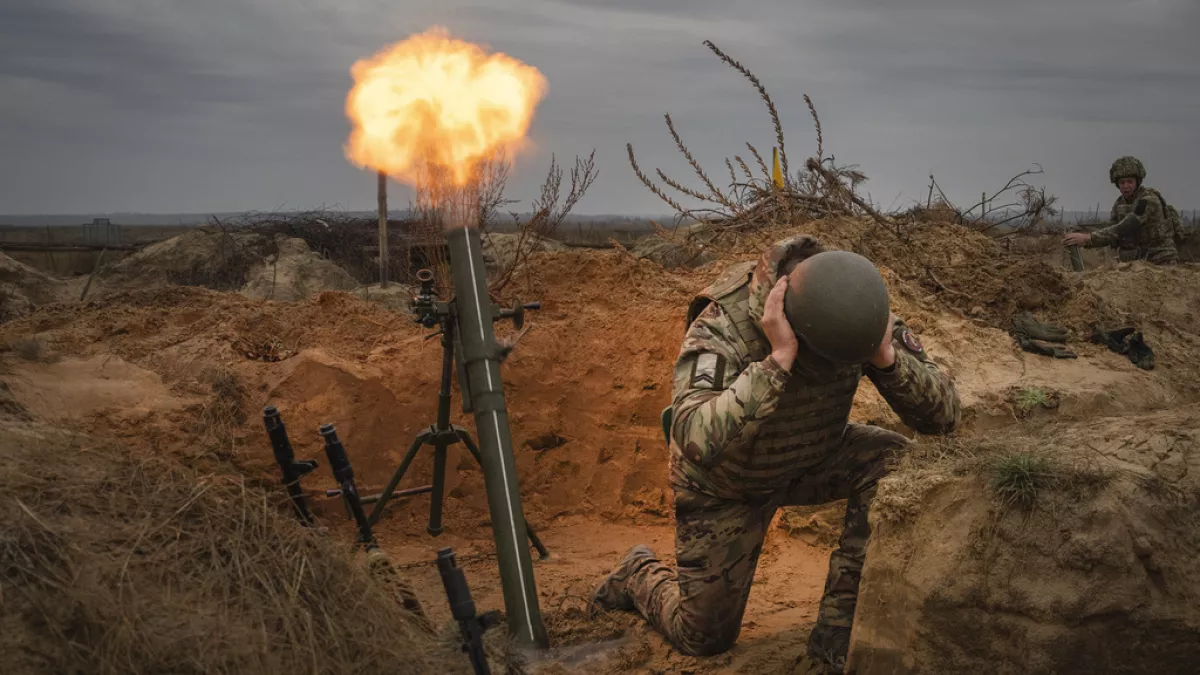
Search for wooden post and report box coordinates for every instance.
[79,247,107,301]
[377,170,389,288]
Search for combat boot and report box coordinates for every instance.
[589,544,657,615]
[804,625,851,674]
[793,655,840,675]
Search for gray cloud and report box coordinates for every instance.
[0,0,1196,216]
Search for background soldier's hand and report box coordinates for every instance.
[764,277,798,371]
[1063,232,1090,247]
[869,313,897,369]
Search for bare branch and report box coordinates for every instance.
[664,114,738,211]
[490,151,598,293]
[626,143,691,217]
[703,40,789,184]
[804,94,823,162]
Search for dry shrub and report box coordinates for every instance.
[196,366,248,458]
[625,40,1073,331]
[8,337,50,363]
[163,225,257,291]
[220,211,417,285]
[488,151,598,293]
[626,39,867,250]
[409,148,598,296]
[0,425,470,675]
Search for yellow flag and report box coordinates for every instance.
[772,148,784,188]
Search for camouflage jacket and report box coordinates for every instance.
[1088,186,1177,264]
[667,236,962,500]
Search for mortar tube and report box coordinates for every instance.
[1068,245,1084,272]
[444,224,548,649]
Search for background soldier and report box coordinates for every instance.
[591,235,961,674]
[1063,156,1178,264]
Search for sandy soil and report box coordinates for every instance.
[3,219,1199,673]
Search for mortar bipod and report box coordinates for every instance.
[367,301,548,559]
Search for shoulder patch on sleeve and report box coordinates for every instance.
[691,352,726,390]
[1135,198,1148,217]
[900,327,923,353]
[896,325,929,362]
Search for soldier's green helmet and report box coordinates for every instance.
[1109,156,1146,185]
[783,250,890,365]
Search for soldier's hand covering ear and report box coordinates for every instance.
[762,278,798,371]
[869,313,897,369]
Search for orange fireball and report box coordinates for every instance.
[344,27,548,187]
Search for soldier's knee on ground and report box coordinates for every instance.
[878,428,910,457]
[857,427,911,491]
[673,619,741,657]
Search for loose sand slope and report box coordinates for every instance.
[1,218,1198,673]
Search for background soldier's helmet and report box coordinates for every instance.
[783,251,890,365]
[1109,156,1147,185]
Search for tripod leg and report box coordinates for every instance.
[427,439,449,536]
[525,521,550,560]
[457,429,550,559]
[368,435,427,525]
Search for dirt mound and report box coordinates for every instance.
[93,227,267,294]
[0,251,69,322]
[0,420,472,675]
[0,250,695,531]
[1070,262,1200,333]
[629,234,719,270]
[850,411,1200,674]
[5,213,1200,673]
[92,228,357,300]
[356,282,417,312]
[779,216,1070,327]
[7,233,1200,525]
[240,235,360,301]
[483,232,570,275]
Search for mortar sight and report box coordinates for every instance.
[411,268,442,328]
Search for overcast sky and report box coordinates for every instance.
[1,0,1197,216]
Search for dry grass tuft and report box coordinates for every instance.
[1014,386,1051,412]
[9,337,51,363]
[988,452,1056,510]
[985,448,1115,512]
[0,424,470,675]
[877,432,1123,523]
[196,365,249,458]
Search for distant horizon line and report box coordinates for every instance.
[3,205,1196,227]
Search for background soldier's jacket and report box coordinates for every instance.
[668,236,961,500]
[1088,186,1178,264]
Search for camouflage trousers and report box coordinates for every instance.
[1115,244,1177,265]
[609,424,907,661]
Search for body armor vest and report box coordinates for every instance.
[686,261,862,492]
[1111,187,1178,263]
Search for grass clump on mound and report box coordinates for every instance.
[1014,387,1050,412]
[988,452,1056,509]
[0,425,469,675]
